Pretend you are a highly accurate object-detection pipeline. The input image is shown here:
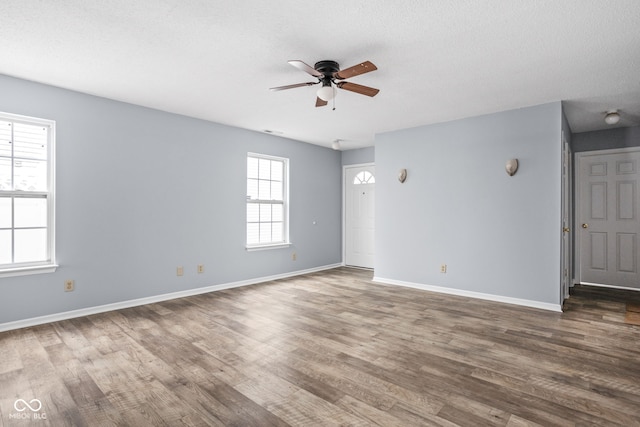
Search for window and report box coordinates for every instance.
[353,170,375,185]
[0,112,56,277]
[246,153,289,249]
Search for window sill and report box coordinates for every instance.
[246,243,292,252]
[0,264,58,279]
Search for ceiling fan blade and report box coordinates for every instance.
[334,61,377,80]
[315,97,328,107]
[288,60,323,77]
[269,82,317,91]
[336,82,380,97]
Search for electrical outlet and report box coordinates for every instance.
[292,252,297,261]
[177,266,184,276]
[64,280,75,292]
[197,264,204,274]
[440,264,447,273]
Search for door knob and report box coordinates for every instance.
[582,223,589,229]
[563,227,570,233]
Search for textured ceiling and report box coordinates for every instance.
[1,1,639,150]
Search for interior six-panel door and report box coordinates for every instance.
[578,149,640,289]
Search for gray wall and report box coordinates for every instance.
[375,102,563,305]
[342,147,374,165]
[573,125,640,152]
[0,74,342,324]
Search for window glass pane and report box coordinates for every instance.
[0,121,11,158]
[14,197,47,228]
[0,230,11,264]
[0,114,53,269]
[0,158,10,190]
[0,197,11,228]
[259,223,271,243]
[354,170,375,185]
[259,204,272,222]
[271,160,283,182]
[272,204,283,222]
[13,123,47,160]
[258,159,271,180]
[247,203,259,222]
[271,181,283,201]
[247,157,259,179]
[247,223,259,245]
[14,228,47,263]
[272,223,283,242]
[362,171,375,183]
[258,180,270,200]
[247,154,287,246]
[247,178,258,200]
[14,159,47,191]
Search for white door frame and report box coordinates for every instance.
[575,146,640,289]
[342,162,375,267]
[561,136,573,302]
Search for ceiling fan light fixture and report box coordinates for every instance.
[604,110,620,125]
[271,59,378,108]
[317,85,336,102]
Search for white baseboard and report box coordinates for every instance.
[0,263,342,333]
[372,276,562,312]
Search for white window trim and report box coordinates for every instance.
[0,111,57,278]
[245,152,290,250]
[0,264,58,278]
[246,242,292,252]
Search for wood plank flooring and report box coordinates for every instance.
[2,268,640,426]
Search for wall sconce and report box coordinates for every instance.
[505,159,519,176]
[398,168,407,183]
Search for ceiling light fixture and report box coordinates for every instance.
[604,110,620,125]
[317,84,336,102]
[331,139,341,150]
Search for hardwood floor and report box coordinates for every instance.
[2,268,640,426]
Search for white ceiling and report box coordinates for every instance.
[1,1,639,150]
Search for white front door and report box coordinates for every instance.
[577,148,640,289]
[345,165,375,268]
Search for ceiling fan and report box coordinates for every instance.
[270,60,379,107]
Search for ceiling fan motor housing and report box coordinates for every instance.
[315,60,339,86]
[314,60,340,76]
